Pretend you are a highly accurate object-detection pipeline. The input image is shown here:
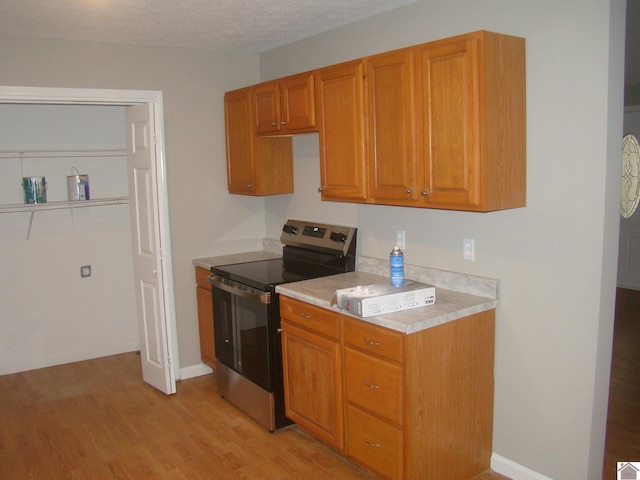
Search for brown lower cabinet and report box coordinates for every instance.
[195,266,216,368]
[280,298,344,449]
[279,295,495,480]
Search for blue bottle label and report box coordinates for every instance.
[390,250,404,286]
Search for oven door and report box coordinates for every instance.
[208,275,272,391]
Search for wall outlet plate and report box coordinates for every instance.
[463,239,475,261]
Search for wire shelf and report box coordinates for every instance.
[0,197,129,214]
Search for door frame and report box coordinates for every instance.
[618,105,640,290]
[0,85,180,383]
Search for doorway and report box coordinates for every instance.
[0,86,179,394]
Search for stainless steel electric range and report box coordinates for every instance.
[207,219,357,431]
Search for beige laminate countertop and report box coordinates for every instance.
[276,271,497,334]
[193,251,280,270]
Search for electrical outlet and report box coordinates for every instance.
[80,265,92,278]
[463,239,475,261]
[396,230,406,250]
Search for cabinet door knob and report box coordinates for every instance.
[421,189,430,196]
[318,186,324,193]
[406,188,413,194]
[271,121,277,126]
[247,183,253,188]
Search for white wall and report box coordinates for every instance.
[0,36,265,369]
[261,1,624,479]
[0,104,138,373]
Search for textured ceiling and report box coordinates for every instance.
[1,1,637,87]
[0,0,421,53]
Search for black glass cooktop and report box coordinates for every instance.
[211,258,311,291]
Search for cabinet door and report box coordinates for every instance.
[196,286,216,367]
[316,60,367,201]
[416,36,481,207]
[195,267,215,367]
[225,87,256,194]
[366,48,418,202]
[253,82,281,134]
[281,320,344,449]
[280,72,316,132]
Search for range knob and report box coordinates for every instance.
[330,231,348,243]
[282,224,298,235]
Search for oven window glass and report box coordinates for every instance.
[212,286,271,391]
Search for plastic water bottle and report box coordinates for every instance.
[390,246,404,286]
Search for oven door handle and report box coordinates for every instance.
[207,275,271,304]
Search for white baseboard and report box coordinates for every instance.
[180,362,213,380]
[492,454,554,480]
[0,341,140,375]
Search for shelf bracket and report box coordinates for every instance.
[27,210,34,241]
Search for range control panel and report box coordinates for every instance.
[281,219,357,256]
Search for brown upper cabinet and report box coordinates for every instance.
[365,48,418,203]
[316,60,368,201]
[363,30,526,211]
[224,30,525,209]
[415,31,526,211]
[253,72,317,135]
[224,86,294,195]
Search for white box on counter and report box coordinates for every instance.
[332,280,436,317]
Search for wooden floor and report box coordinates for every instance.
[603,287,640,479]
[3,292,637,480]
[0,351,508,479]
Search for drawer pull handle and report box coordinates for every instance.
[365,438,381,448]
[364,381,380,389]
[300,313,312,319]
[364,338,380,346]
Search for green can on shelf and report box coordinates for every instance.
[22,176,47,204]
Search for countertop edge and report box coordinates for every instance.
[276,271,497,334]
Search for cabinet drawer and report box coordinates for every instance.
[195,266,212,290]
[345,347,403,425]
[347,405,403,480]
[344,317,403,363]
[280,296,340,339]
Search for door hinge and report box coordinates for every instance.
[167,356,172,369]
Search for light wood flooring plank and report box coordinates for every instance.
[0,350,517,479]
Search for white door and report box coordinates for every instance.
[126,103,176,394]
[618,107,640,290]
